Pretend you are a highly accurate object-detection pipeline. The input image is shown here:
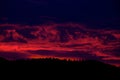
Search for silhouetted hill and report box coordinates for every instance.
[0,58,120,80]
[0,57,120,79]
[0,57,120,69]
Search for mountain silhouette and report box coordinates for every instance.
[0,57,120,79]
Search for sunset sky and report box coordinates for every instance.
[0,0,120,67]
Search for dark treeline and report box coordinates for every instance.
[0,57,120,79]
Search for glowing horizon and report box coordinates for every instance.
[0,22,120,67]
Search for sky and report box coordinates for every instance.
[0,0,120,29]
[0,0,120,67]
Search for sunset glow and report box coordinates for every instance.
[0,23,120,66]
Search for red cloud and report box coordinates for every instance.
[0,22,120,66]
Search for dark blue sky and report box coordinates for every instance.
[0,0,120,29]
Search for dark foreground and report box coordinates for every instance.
[0,57,120,79]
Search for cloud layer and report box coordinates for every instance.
[0,22,120,66]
